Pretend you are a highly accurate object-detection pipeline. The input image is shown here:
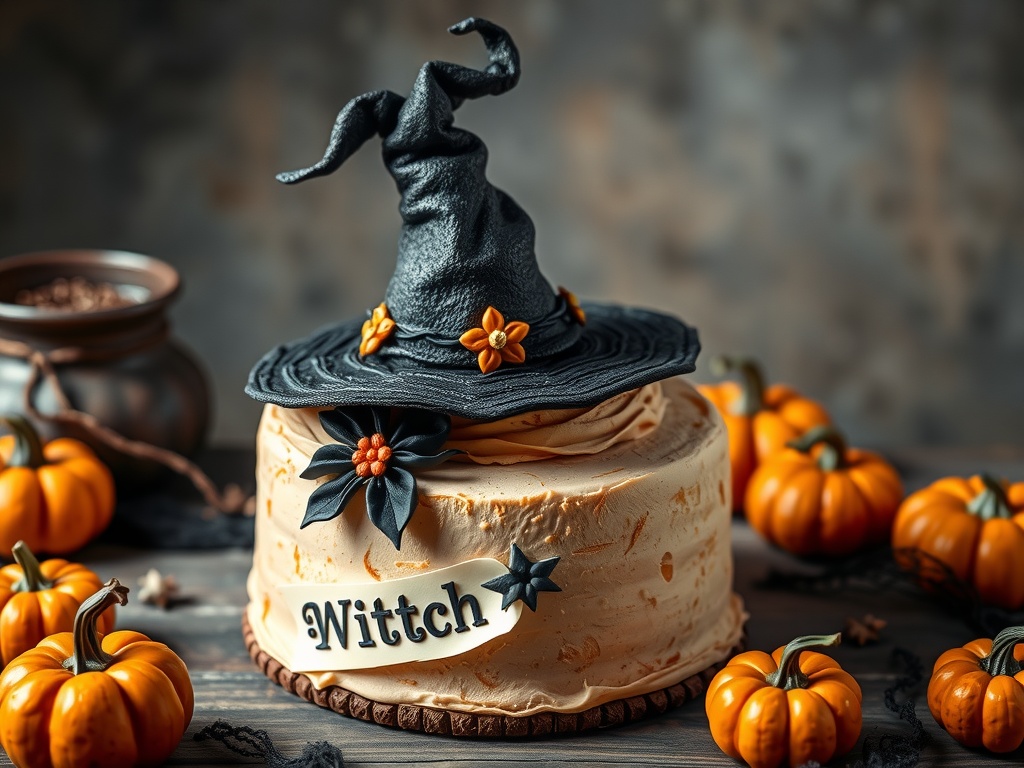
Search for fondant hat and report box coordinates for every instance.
[246,18,699,420]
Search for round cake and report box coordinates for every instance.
[246,378,745,723]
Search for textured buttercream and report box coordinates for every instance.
[447,382,666,464]
[247,377,745,716]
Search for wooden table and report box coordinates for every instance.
[2,448,1022,767]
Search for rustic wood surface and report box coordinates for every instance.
[2,447,1022,767]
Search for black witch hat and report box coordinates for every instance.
[246,18,699,420]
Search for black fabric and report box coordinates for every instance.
[759,545,1024,636]
[798,648,926,768]
[194,721,344,767]
[247,17,700,417]
[100,448,255,549]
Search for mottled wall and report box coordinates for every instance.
[1,0,1022,448]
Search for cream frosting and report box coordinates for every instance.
[246,377,745,716]
[447,382,666,464]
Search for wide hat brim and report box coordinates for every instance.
[245,302,699,420]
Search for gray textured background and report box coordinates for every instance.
[1,0,1022,449]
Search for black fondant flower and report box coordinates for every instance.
[299,407,461,549]
[481,543,561,612]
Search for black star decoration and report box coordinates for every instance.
[481,543,561,612]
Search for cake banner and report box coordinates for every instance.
[280,559,523,672]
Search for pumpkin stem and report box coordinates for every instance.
[10,540,53,593]
[979,625,1024,677]
[787,425,848,472]
[767,633,842,690]
[966,474,1013,521]
[64,578,128,675]
[0,414,45,469]
[709,355,765,417]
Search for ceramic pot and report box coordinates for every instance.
[0,249,210,492]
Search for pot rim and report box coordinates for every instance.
[0,249,181,325]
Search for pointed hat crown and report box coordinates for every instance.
[277,18,579,366]
[248,18,700,418]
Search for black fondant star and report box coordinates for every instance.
[300,406,461,550]
[482,543,561,612]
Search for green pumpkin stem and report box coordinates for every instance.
[0,414,45,469]
[709,355,766,417]
[767,633,842,690]
[979,625,1024,677]
[787,426,848,472]
[10,540,52,593]
[65,578,128,675]
[966,475,1013,521]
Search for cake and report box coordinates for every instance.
[244,17,745,736]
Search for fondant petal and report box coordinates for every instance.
[300,471,364,528]
[392,448,463,468]
[360,336,380,356]
[529,555,561,579]
[482,306,504,333]
[459,328,490,351]
[478,348,502,373]
[503,582,526,611]
[504,321,529,343]
[499,342,525,364]
[390,409,452,454]
[320,407,375,445]
[520,584,538,612]
[365,468,418,550]
[300,443,355,479]
[530,576,562,594]
[508,543,529,574]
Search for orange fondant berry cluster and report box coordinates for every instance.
[352,433,392,477]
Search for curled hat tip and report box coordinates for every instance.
[448,17,478,35]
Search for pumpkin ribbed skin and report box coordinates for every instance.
[892,476,1024,610]
[0,581,192,768]
[744,429,903,556]
[928,628,1024,753]
[706,635,862,768]
[698,358,830,513]
[0,544,113,668]
[0,427,115,555]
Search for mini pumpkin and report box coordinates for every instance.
[0,540,113,668]
[0,578,193,768]
[698,356,831,513]
[0,414,116,555]
[892,475,1024,610]
[745,426,903,556]
[928,624,1024,753]
[706,633,862,768]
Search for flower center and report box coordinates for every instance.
[353,433,391,477]
[488,329,507,350]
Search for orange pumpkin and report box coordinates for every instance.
[745,426,903,556]
[706,633,862,768]
[0,578,193,768]
[0,540,113,668]
[892,475,1024,610]
[928,625,1024,753]
[0,415,115,555]
[698,356,831,513]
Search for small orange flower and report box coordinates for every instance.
[360,302,396,356]
[352,433,392,477]
[558,286,586,325]
[459,307,530,374]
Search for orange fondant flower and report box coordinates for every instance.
[558,286,586,325]
[359,302,396,356]
[459,307,530,374]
